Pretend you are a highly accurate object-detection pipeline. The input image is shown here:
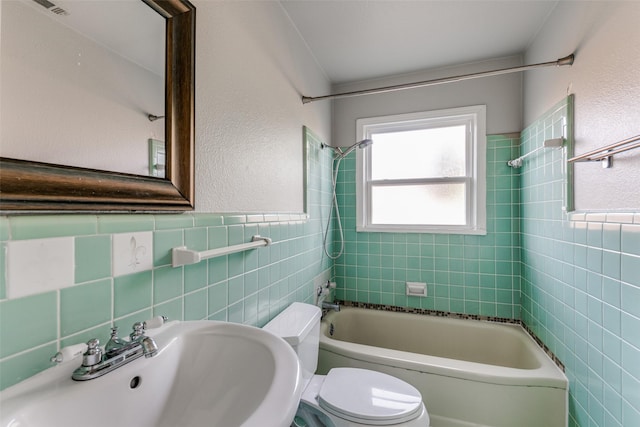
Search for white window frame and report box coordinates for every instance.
[356,105,486,234]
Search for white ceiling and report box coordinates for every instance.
[280,0,559,84]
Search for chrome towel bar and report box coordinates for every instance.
[569,134,640,168]
[172,235,272,267]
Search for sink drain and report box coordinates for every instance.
[130,376,142,389]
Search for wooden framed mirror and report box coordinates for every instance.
[0,0,195,212]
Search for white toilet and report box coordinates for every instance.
[264,302,430,427]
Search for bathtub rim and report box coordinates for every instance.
[320,307,568,390]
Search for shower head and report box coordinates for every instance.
[340,139,373,158]
[322,139,373,158]
[358,139,373,149]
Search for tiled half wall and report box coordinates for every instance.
[0,129,335,390]
[332,97,640,426]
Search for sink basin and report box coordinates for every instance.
[0,321,303,427]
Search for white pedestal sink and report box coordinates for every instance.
[0,321,303,427]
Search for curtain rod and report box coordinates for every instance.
[302,54,574,104]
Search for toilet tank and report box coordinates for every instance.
[263,303,321,386]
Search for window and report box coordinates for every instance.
[356,106,486,234]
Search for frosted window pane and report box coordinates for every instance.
[371,125,466,179]
[371,184,466,225]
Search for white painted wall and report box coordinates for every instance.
[331,56,523,146]
[193,0,331,213]
[524,1,640,211]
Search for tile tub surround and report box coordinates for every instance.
[518,99,640,427]
[333,134,522,319]
[331,97,640,426]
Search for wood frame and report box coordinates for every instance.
[0,0,195,212]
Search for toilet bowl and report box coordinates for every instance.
[293,368,428,427]
[263,303,430,427]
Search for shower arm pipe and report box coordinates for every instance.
[302,54,574,104]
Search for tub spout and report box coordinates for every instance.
[322,301,340,312]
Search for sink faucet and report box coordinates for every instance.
[72,322,159,381]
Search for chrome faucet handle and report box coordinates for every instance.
[129,322,145,341]
[129,321,158,358]
[82,338,102,367]
[143,315,168,329]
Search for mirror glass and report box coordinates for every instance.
[1,0,166,177]
[0,0,194,212]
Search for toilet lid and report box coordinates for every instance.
[318,368,423,425]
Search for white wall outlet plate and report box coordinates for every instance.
[112,232,153,277]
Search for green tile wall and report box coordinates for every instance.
[0,131,334,390]
[3,108,638,426]
[0,213,329,390]
[519,97,640,426]
[333,134,522,319]
[332,99,639,425]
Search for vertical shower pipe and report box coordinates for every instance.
[322,140,373,260]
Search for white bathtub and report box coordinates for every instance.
[317,306,567,427]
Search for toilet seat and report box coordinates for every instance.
[318,368,423,426]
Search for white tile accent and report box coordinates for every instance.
[6,237,74,299]
[569,211,640,224]
[606,213,635,223]
[246,215,265,223]
[569,212,586,222]
[112,232,153,277]
[585,213,607,223]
